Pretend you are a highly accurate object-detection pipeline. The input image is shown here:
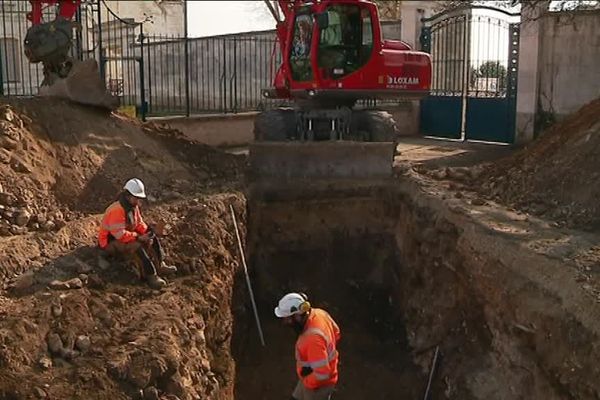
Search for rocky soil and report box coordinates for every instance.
[422,98,600,231]
[0,98,246,400]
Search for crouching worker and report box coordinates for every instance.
[97,178,177,289]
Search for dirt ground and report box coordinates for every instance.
[237,192,426,400]
[414,98,600,231]
[242,174,600,400]
[0,98,246,399]
[403,97,600,306]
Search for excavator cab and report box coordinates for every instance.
[250,0,431,184]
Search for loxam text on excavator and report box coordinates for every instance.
[250,0,432,181]
[24,0,118,110]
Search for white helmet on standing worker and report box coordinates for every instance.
[274,292,311,318]
[123,178,147,199]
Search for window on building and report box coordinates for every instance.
[0,38,21,83]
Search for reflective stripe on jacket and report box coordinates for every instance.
[97,200,148,248]
[295,308,341,390]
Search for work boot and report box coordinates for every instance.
[146,274,166,289]
[158,261,177,275]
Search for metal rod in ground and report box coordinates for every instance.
[229,204,265,347]
[423,345,440,400]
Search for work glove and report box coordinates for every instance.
[300,366,313,377]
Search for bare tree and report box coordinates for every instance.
[427,0,598,12]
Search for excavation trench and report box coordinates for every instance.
[231,180,600,400]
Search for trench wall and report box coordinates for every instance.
[240,180,600,399]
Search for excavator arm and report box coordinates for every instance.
[24,0,118,110]
[27,0,80,25]
[25,0,80,67]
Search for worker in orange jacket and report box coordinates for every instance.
[97,178,177,289]
[275,292,340,400]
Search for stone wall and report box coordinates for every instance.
[516,8,600,142]
[538,11,600,121]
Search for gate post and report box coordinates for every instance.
[96,0,105,82]
[139,25,147,122]
[507,23,520,142]
[221,40,227,113]
[515,2,545,143]
[419,26,431,53]
[183,1,190,117]
[401,1,434,48]
[0,49,4,96]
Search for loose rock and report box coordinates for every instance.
[51,303,63,317]
[49,280,71,291]
[0,192,16,206]
[14,209,31,227]
[47,333,63,355]
[9,272,36,293]
[143,386,160,400]
[34,387,47,399]
[38,356,52,370]
[75,335,91,353]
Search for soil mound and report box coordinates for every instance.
[0,97,246,399]
[431,98,600,230]
[0,97,243,216]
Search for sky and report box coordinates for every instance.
[187,1,275,38]
[185,0,598,38]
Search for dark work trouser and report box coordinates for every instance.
[135,236,164,277]
[105,235,165,278]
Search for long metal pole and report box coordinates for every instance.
[423,345,440,400]
[229,205,265,347]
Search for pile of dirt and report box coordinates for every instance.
[0,97,244,232]
[429,98,600,230]
[0,194,245,400]
[0,97,247,399]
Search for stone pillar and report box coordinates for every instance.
[515,1,549,144]
[400,1,435,49]
[397,1,437,137]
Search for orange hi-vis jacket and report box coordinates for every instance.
[98,200,148,249]
[295,308,341,390]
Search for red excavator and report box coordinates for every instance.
[24,0,118,109]
[251,0,431,180]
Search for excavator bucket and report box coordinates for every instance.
[38,59,119,110]
[247,141,396,183]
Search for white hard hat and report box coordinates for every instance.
[123,178,147,199]
[274,292,311,318]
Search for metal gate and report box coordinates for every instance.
[419,6,520,143]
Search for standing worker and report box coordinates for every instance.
[97,178,177,289]
[275,292,341,400]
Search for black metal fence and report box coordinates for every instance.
[0,1,403,119]
[0,0,286,118]
[0,0,60,96]
[0,0,145,103]
[141,32,287,117]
